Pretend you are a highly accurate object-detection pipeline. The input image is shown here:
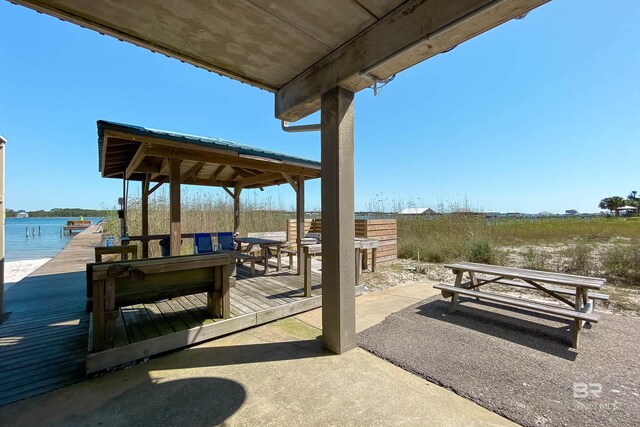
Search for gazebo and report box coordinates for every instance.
[12,0,550,355]
[98,120,320,267]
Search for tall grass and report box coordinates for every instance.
[397,215,502,264]
[104,189,291,257]
[490,217,640,243]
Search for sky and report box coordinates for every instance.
[0,0,639,214]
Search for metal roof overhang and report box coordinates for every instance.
[11,0,550,121]
[98,121,321,190]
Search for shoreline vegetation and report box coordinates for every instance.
[97,190,639,313]
[5,208,113,218]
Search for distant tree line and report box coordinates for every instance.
[5,208,115,218]
[598,190,639,216]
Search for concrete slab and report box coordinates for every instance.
[0,282,514,426]
[296,281,440,333]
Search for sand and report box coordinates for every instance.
[3,258,51,291]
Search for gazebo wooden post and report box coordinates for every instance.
[296,175,305,275]
[233,187,242,234]
[169,158,182,256]
[321,86,356,354]
[141,173,150,258]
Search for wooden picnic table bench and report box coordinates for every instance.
[87,253,234,352]
[434,261,607,349]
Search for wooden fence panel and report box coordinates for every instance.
[286,218,397,264]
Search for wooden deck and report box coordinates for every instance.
[86,264,326,373]
[0,227,346,406]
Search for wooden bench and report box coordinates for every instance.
[87,253,234,352]
[434,284,598,348]
[236,253,261,276]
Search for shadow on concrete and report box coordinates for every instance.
[415,297,578,361]
[63,377,246,426]
[153,338,331,372]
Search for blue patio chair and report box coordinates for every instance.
[194,233,214,254]
[216,232,236,251]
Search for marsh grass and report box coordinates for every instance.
[398,215,640,287]
[397,215,502,264]
[104,189,291,257]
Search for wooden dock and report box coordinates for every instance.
[0,226,350,406]
[0,226,99,407]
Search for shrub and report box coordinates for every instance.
[465,237,502,265]
[602,245,640,286]
[522,247,551,271]
[563,244,593,276]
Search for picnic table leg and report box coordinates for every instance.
[448,270,463,314]
[355,248,362,286]
[362,249,368,271]
[276,245,282,272]
[262,246,269,275]
[304,251,312,297]
[371,248,377,272]
[469,271,481,300]
[571,291,583,349]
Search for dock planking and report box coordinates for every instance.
[0,226,101,407]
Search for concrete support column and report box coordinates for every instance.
[169,158,181,256]
[320,86,356,354]
[0,136,5,320]
[296,175,305,275]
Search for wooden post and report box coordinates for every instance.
[169,158,182,256]
[0,136,5,320]
[141,173,150,258]
[296,175,305,275]
[233,187,242,234]
[320,86,356,354]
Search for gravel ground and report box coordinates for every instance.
[357,295,640,427]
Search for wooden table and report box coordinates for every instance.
[234,237,285,274]
[435,262,607,349]
[301,238,379,297]
[94,245,138,263]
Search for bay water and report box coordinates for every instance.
[4,217,103,262]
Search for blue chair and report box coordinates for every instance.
[216,232,235,251]
[194,233,214,254]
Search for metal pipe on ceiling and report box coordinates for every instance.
[281,120,320,133]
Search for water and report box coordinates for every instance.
[4,217,103,261]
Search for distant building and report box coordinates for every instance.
[565,209,578,216]
[15,211,29,218]
[616,206,638,217]
[398,208,436,216]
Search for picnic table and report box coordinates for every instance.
[234,236,285,274]
[301,238,379,297]
[434,262,608,349]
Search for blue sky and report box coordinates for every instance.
[1,0,638,214]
